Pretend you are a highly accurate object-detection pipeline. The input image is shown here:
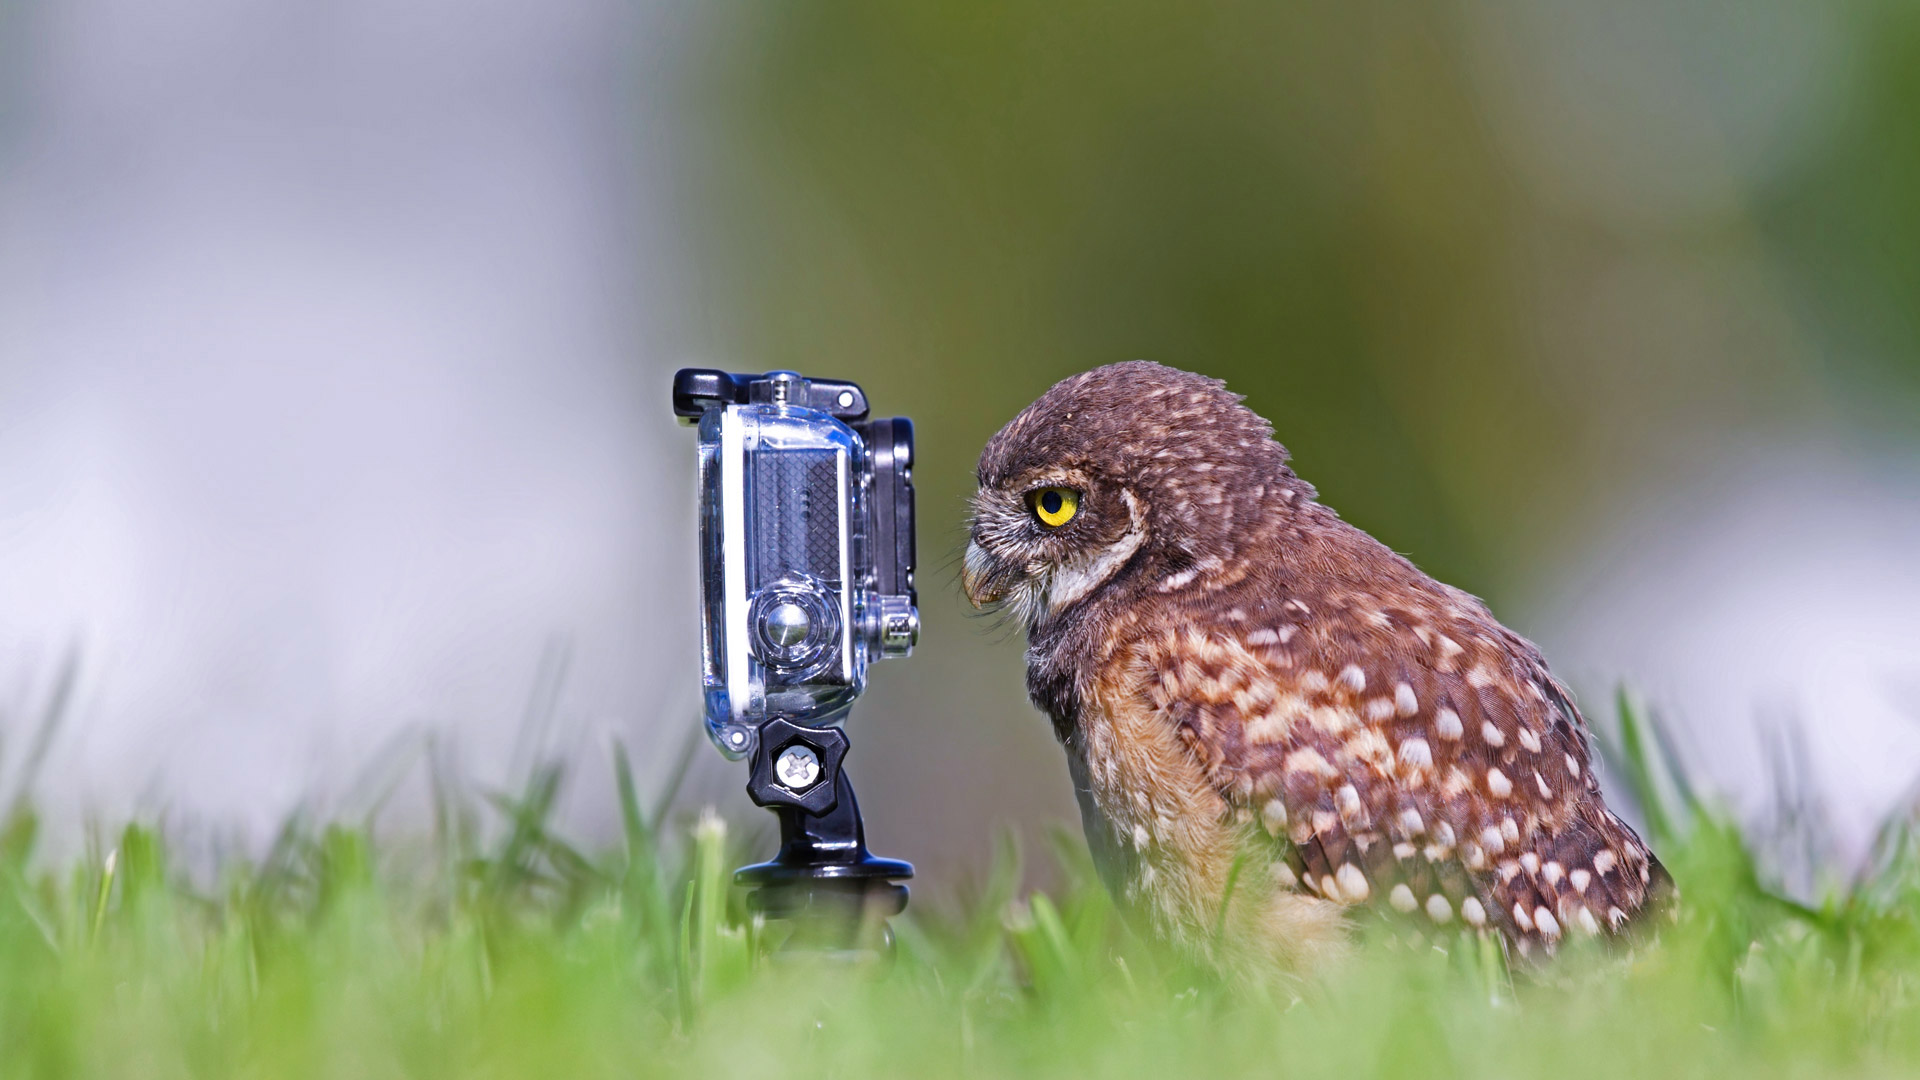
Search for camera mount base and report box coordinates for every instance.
[735,721,912,953]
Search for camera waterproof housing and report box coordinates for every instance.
[673,368,915,946]
[677,369,918,755]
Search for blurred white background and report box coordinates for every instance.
[0,0,706,840]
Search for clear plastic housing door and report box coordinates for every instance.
[696,398,875,757]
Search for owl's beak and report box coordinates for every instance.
[961,541,1004,609]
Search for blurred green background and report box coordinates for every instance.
[669,0,1920,890]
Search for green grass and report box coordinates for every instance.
[0,698,1916,1079]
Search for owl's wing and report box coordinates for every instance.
[1141,605,1665,953]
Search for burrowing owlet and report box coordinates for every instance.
[963,361,1666,976]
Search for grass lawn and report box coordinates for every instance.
[0,699,1914,1079]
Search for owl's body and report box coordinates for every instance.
[966,362,1664,976]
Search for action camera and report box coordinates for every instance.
[674,369,918,755]
[673,368,916,944]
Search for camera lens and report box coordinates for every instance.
[764,601,811,648]
[747,577,840,674]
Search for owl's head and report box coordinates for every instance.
[964,361,1308,629]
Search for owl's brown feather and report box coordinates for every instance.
[968,361,1667,973]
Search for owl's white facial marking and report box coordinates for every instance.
[1043,490,1146,620]
[963,485,1145,630]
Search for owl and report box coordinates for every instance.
[964,361,1666,976]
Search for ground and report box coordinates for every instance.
[0,702,1914,1080]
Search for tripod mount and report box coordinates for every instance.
[734,716,912,951]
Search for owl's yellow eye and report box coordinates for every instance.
[1029,487,1080,528]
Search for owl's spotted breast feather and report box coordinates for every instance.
[1119,575,1662,956]
[973,361,1667,974]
